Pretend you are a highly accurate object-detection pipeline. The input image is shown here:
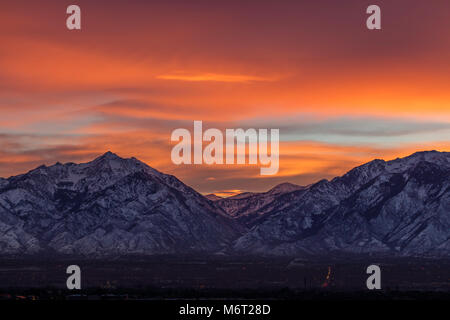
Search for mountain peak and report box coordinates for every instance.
[267,182,303,194]
[404,150,448,161]
[91,151,131,169]
[386,150,450,170]
[96,151,122,161]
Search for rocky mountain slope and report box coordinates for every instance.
[0,150,448,258]
[205,194,223,201]
[0,152,239,256]
[233,151,450,257]
[211,183,304,227]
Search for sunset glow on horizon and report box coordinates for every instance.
[1,0,449,194]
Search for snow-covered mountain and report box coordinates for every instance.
[234,151,450,257]
[0,150,449,258]
[212,183,304,227]
[0,152,239,256]
[205,194,223,201]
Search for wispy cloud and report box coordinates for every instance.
[240,115,450,147]
[156,73,274,83]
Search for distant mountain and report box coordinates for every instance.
[267,182,305,195]
[205,194,223,201]
[213,183,304,227]
[0,152,239,256]
[234,151,450,258]
[0,150,449,258]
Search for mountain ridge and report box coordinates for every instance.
[233,150,450,257]
[0,150,449,258]
[0,152,240,256]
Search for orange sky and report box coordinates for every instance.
[0,0,449,194]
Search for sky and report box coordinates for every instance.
[0,0,449,195]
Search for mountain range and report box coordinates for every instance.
[0,151,449,258]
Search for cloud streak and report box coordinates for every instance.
[156,73,274,83]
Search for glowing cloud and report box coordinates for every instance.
[156,73,274,83]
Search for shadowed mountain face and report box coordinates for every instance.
[233,151,450,257]
[205,194,223,201]
[0,152,239,256]
[211,183,305,227]
[0,151,449,258]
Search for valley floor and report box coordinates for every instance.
[0,256,448,299]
